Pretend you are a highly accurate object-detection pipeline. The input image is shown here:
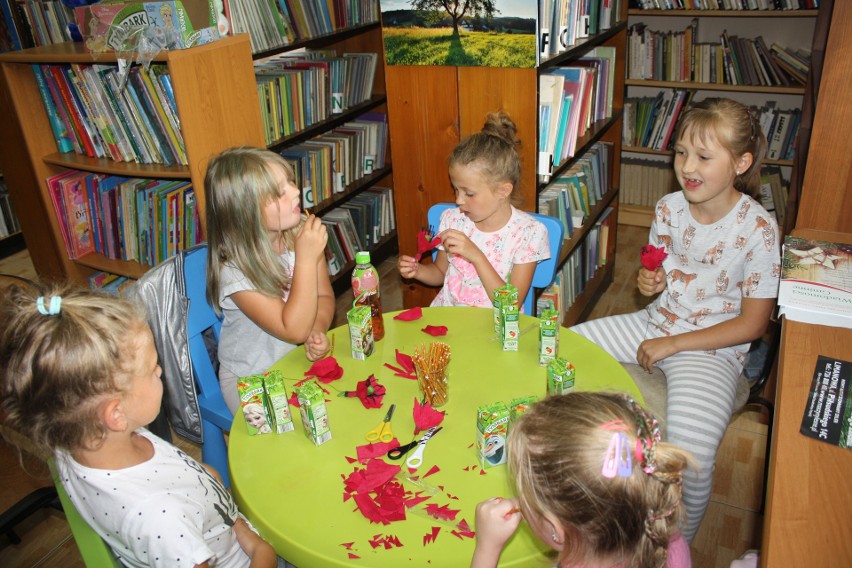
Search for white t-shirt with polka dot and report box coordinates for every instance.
[56,429,251,568]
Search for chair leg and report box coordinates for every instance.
[201,419,230,489]
[0,486,60,545]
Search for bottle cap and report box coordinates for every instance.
[355,251,371,265]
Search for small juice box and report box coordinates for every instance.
[476,402,511,468]
[294,380,332,446]
[492,283,518,339]
[237,375,273,435]
[538,309,560,366]
[509,395,538,423]
[546,357,576,395]
[263,370,294,434]
[347,305,374,360]
[500,303,520,351]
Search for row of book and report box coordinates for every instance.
[322,185,394,276]
[539,142,613,241]
[222,0,379,54]
[619,157,679,208]
[631,0,818,9]
[624,93,801,161]
[538,0,622,63]
[757,166,790,228]
[88,271,137,296]
[0,176,21,238]
[256,48,378,144]
[538,46,616,180]
[33,63,187,166]
[536,207,613,318]
[46,169,202,266]
[627,20,810,87]
[0,0,73,51]
[280,111,387,208]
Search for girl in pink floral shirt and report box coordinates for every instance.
[398,112,549,311]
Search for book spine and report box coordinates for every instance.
[32,64,74,153]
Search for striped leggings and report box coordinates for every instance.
[571,310,743,542]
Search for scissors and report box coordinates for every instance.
[387,426,442,469]
[365,404,396,443]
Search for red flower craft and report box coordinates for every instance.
[341,375,386,408]
[384,349,417,380]
[640,244,668,271]
[303,357,344,383]
[415,228,442,262]
[413,397,445,434]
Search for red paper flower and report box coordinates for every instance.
[342,375,386,408]
[415,228,442,261]
[413,397,445,434]
[304,357,344,383]
[640,244,668,271]
[393,306,423,321]
[383,349,417,379]
[421,325,448,336]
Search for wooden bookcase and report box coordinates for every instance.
[621,7,819,227]
[386,3,627,326]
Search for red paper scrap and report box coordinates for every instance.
[345,456,357,463]
[393,306,423,321]
[479,469,487,475]
[424,503,460,521]
[340,542,355,550]
[421,325,448,336]
[403,492,432,509]
[413,398,445,433]
[640,244,668,271]
[423,526,441,546]
[423,465,440,478]
[383,349,417,379]
[356,439,399,463]
[343,459,406,525]
[348,553,360,559]
[304,356,344,383]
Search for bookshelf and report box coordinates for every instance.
[386,1,627,326]
[621,6,819,227]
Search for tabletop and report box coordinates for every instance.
[228,306,642,567]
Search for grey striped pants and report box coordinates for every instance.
[571,309,742,542]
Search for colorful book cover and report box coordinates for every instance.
[800,356,852,450]
[59,171,95,259]
[32,65,75,153]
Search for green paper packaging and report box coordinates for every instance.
[509,395,537,423]
[547,357,575,395]
[237,374,273,436]
[263,370,294,434]
[492,283,518,339]
[347,305,374,360]
[477,401,510,468]
[294,380,332,446]
[539,309,559,366]
[500,303,519,351]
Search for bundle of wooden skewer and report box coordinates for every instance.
[412,342,451,407]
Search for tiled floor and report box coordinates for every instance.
[0,226,768,567]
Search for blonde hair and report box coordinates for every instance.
[205,146,304,313]
[674,98,767,198]
[0,281,149,452]
[449,111,523,207]
[509,392,690,568]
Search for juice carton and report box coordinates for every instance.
[263,370,294,434]
[509,395,538,423]
[237,374,273,435]
[347,305,374,360]
[492,283,518,339]
[546,357,576,395]
[500,303,520,352]
[538,309,560,366]
[294,380,332,446]
[476,401,511,468]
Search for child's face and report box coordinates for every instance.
[263,162,302,235]
[449,163,510,226]
[121,326,164,429]
[673,127,745,214]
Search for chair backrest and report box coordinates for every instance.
[49,460,122,568]
[425,203,564,315]
[183,246,233,486]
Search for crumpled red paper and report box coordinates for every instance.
[384,349,416,379]
[421,325,448,336]
[393,306,423,321]
[356,439,399,463]
[640,244,668,271]
[303,357,344,383]
[414,228,442,261]
[413,397,445,434]
[342,459,406,525]
[341,375,386,408]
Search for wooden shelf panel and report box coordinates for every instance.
[313,167,392,215]
[625,79,805,95]
[42,153,192,179]
[619,204,654,228]
[73,254,151,280]
[563,261,615,327]
[267,96,388,151]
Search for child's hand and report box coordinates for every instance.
[637,336,679,372]
[472,497,522,565]
[295,214,328,262]
[305,331,330,361]
[439,229,483,264]
[398,254,420,279]
[637,267,666,297]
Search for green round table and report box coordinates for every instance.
[229,307,642,567]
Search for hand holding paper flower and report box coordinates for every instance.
[640,244,668,271]
[414,227,442,262]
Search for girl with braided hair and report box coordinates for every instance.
[472,392,692,568]
[397,111,550,311]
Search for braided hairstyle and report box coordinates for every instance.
[509,392,692,568]
[449,111,523,207]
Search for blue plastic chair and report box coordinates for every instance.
[426,203,564,316]
[183,246,233,488]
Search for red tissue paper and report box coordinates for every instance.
[421,325,448,336]
[640,244,668,271]
[303,357,344,383]
[393,306,423,321]
[413,398,445,433]
[415,228,442,262]
[342,375,386,409]
[383,349,417,379]
[343,459,406,525]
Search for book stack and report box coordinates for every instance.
[757,166,789,227]
[538,0,621,64]
[633,1,818,10]
[88,271,136,296]
[46,170,202,265]
[321,186,394,276]
[0,0,73,50]
[778,235,852,330]
[0,175,21,238]
[619,157,679,208]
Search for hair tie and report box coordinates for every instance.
[36,296,62,316]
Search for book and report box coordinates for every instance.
[778,235,852,329]
[800,355,852,450]
[31,64,74,152]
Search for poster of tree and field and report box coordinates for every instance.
[381,0,536,67]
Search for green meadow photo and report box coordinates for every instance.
[381,0,536,68]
